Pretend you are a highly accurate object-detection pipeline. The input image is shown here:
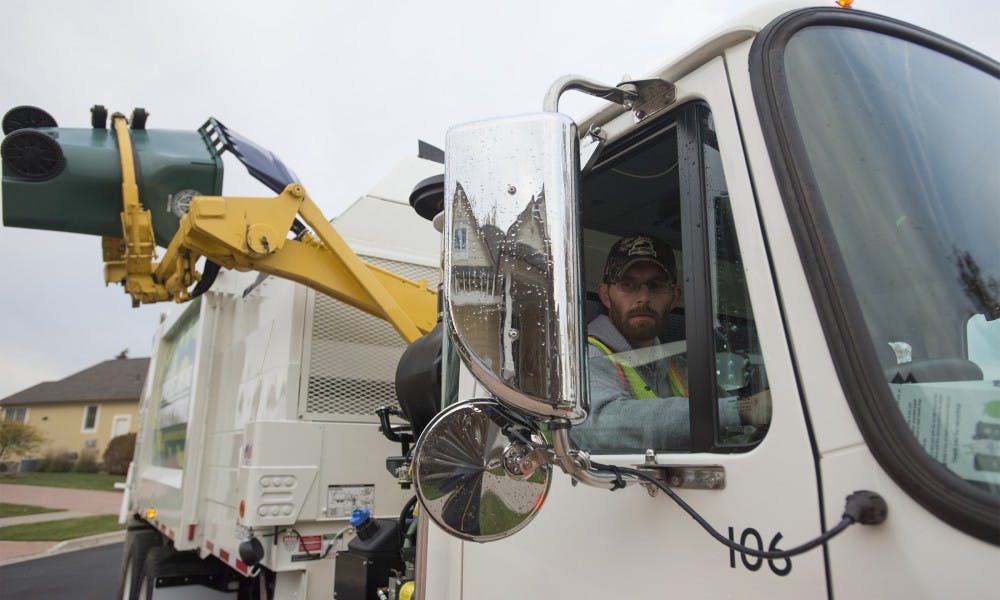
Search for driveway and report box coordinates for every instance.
[0,484,123,563]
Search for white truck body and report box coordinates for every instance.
[122,157,443,598]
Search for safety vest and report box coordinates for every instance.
[588,336,688,399]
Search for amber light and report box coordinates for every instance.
[836,0,854,7]
[239,499,246,518]
[146,508,157,519]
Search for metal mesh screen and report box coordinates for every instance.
[305,255,439,420]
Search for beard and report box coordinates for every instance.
[610,305,664,346]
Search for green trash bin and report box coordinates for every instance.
[1,108,224,247]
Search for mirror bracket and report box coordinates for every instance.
[543,75,675,122]
[633,451,726,496]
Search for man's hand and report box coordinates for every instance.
[737,390,771,426]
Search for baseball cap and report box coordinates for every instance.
[602,234,676,283]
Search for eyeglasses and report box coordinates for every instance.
[613,278,675,295]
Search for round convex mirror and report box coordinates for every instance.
[412,398,551,542]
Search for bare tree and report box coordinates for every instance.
[0,420,46,463]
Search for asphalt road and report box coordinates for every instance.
[0,542,122,599]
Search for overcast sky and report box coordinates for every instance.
[0,0,995,399]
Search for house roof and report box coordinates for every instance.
[0,358,150,406]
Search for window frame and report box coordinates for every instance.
[4,406,28,423]
[582,101,765,453]
[81,404,99,433]
[677,103,718,452]
[749,6,1000,544]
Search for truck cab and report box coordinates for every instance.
[410,5,999,599]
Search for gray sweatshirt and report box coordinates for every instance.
[571,314,740,453]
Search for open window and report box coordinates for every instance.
[572,102,771,455]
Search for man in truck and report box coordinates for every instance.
[572,234,769,454]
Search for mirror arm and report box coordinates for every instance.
[543,75,676,119]
[549,422,638,490]
[543,75,637,113]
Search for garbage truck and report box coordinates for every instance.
[3,2,998,599]
[2,102,444,598]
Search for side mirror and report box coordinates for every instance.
[412,113,586,541]
[442,112,586,421]
[412,398,551,542]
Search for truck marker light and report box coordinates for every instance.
[836,0,854,7]
[146,508,156,520]
[239,499,246,518]
[188,524,196,541]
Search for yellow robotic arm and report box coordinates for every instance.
[101,113,435,344]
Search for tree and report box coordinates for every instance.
[0,420,45,462]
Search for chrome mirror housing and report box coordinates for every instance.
[413,398,551,542]
[443,113,586,422]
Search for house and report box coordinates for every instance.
[0,357,149,460]
[449,182,556,396]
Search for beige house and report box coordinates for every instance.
[0,357,149,460]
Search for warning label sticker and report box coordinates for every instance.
[281,533,322,553]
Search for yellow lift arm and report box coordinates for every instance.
[101,113,436,344]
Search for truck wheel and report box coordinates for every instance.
[137,546,177,600]
[238,568,273,600]
[117,521,162,600]
[138,544,239,599]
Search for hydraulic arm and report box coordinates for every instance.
[100,112,436,343]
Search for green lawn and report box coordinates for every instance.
[0,514,124,541]
[0,503,65,518]
[0,472,124,492]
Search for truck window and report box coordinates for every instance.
[572,103,771,454]
[753,11,999,540]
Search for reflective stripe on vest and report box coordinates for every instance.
[588,336,688,398]
[588,336,657,399]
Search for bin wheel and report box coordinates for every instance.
[2,105,57,135]
[1,129,66,180]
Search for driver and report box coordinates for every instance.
[572,234,769,453]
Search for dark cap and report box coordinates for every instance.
[602,234,676,283]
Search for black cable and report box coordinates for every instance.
[590,461,878,560]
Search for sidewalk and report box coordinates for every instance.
[0,484,125,564]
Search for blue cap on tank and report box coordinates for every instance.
[350,507,371,528]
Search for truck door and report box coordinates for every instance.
[453,56,832,599]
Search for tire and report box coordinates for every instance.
[238,568,273,600]
[117,520,163,600]
[2,105,57,135]
[0,128,66,180]
[137,544,240,599]
[137,546,176,600]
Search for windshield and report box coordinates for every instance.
[782,25,999,494]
